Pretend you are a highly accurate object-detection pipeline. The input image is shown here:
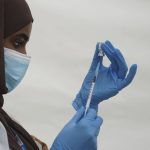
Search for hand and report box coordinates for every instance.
[72,44,100,110]
[72,41,137,110]
[50,107,103,150]
[31,135,48,150]
[90,41,137,109]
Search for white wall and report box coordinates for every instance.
[4,0,150,149]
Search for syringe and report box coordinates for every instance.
[86,42,104,110]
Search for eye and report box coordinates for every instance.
[13,37,26,49]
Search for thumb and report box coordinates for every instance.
[71,106,85,123]
[119,64,137,90]
[86,108,97,120]
[94,116,103,136]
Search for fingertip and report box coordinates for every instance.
[105,40,111,45]
[79,106,85,112]
[127,64,137,84]
[105,40,115,49]
[120,63,137,89]
[101,42,114,53]
[96,116,103,125]
[73,106,85,122]
[105,40,110,42]
[86,108,97,119]
[100,43,108,52]
[130,64,138,75]
[132,64,137,70]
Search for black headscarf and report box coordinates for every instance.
[0,0,39,149]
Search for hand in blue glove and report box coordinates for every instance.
[50,107,103,150]
[72,44,100,111]
[72,41,137,110]
[89,41,137,109]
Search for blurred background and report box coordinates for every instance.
[4,0,150,149]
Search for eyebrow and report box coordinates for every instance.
[15,33,30,42]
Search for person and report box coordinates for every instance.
[0,0,103,150]
[0,0,137,150]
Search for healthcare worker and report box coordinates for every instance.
[0,0,137,150]
[0,0,103,149]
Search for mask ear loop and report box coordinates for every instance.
[0,0,8,107]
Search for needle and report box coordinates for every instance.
[86,42,104,110]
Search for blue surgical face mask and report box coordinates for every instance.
[4,47,31,92]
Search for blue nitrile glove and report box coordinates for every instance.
[89,41,137,109]
[72,43,100,111]
[72,41,137,111]
[50,107,103,150]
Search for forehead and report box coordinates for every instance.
[5,23,32,40]
[19,23,32,35]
